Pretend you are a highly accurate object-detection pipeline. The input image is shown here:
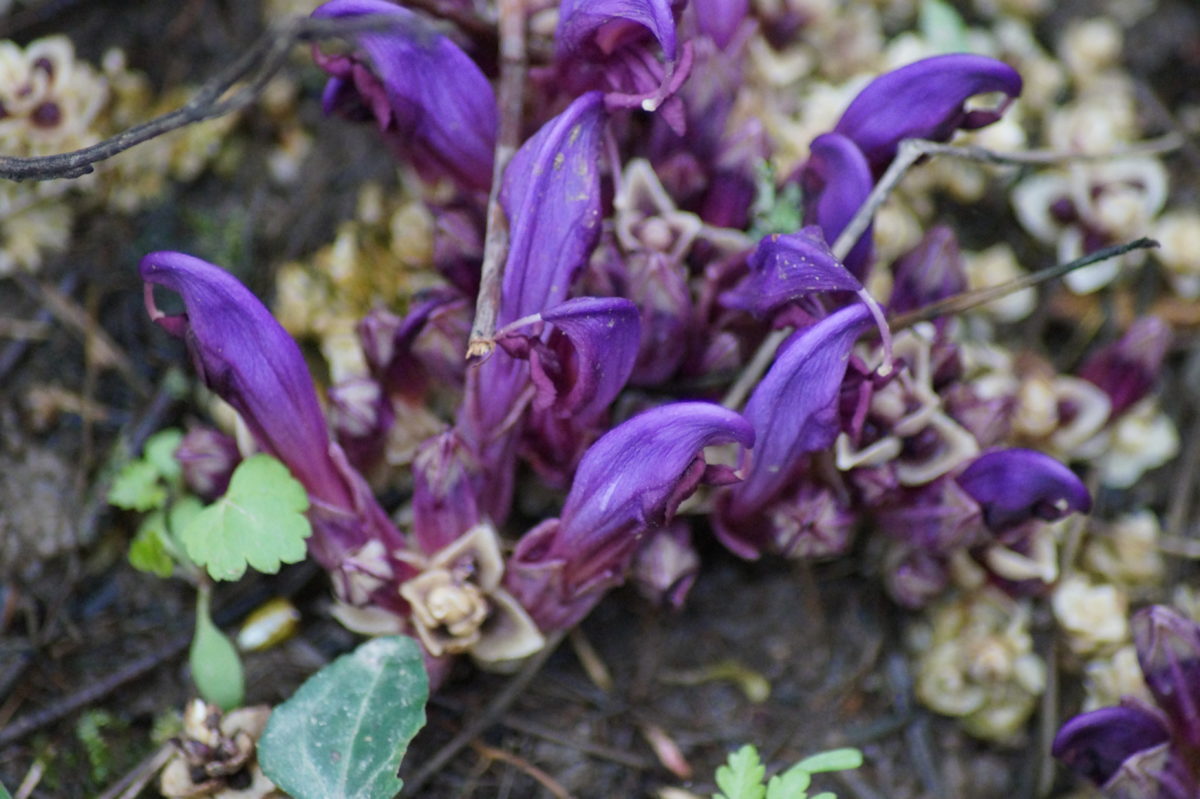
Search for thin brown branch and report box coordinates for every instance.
[470,740,577,799]
[466,0,528,361]
[0,14,402,183]
[400,631,564,796]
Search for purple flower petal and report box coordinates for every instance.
[1052,703,1172,788]
[175,426,240,502]
[496,296,641,419]
[556,0,679,63]
[1133,605,1200,752]
[692,0,748,49]
[142,251,353,512]
[801,133,874,279]
[140,251,408,567]
[631,521,700,610]
[730,304,872,516]
[499,91,607,323]
[722,227,864,314]
[888,225,967,315]
[507,402,754,629]
[956,448,1090,532]
[411,431,482,555]
[834,54,1022,174]
[328,376,393,475]
[1078,316,1172,418]
[312,0,497,191]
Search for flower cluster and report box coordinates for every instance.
[140,2,1184,730]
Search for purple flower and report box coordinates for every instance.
[800,133,874,279]
[956,448,1090,532]
[312,0,497,191]
[506,402,754,630]
[498,91,607,324]
[328,376,394,475]
[495,297,641,419]
[411,432,482,556]
[175,427,240,502]
[888,226,967,315]
[631,522,700,610]
[556,0,679,64]
[721,227,865,314]
[727,304,873,520]
[833,54,1023,175]
[691,0,749,49]
[1054,606,1200,798]
[1079,316,1172,418]
[1134,606,1200,752]
[140,251,408,573]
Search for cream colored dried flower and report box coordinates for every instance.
[963,244,1036,322]
[1058,18,1123,83]
[1083,511,1164,588]
[160,700,279,798]
[1094,399,1179,488]
[1153,210,1200,299]
[396,523,545,666]
[1052,575,1129,656]
[1082,644,1151,712]
[913,590,1045,742]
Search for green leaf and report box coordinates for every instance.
[765,767,811,799]
[715,745,766,799]
[143,428,184,483]
[258,636,428,799]
[0,779,11,799]
[129,511,175,578]
[108,460,167,512]
[180,455,311,581]
[794,748,863,774]
[190,587,244,710]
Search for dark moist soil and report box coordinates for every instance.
[1,0,1199,797]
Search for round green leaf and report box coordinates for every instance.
[180,454,311,581]
[258,636,428,799]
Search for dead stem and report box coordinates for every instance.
[400,631,565,797]
[470,740,578,799]
[466,0,528,361]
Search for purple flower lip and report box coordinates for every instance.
[833,53,1023,175]
[956,448,1090,532]
[1052,703,1172,787]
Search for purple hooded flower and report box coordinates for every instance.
[1054,606,1200,798]
[175,426,240,502]
[312,0,497,191]
[495,296,641,419]
[1133,606,1200,752]
[411,431,482,555]
[140,252,408,575]
[956,448,1091,532]
[631,521,700,610]
[556,0,679,64]
[691,0,749,50]
[800,133,874,279]
[499,91,608,324]
[1078,316,1172,418]
[506,402,754,630]
[727,304,873,519]
[722,227,865,314]
[888,226,968,315]
[833,54,1023,175]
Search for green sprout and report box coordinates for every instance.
[714,744,864,799]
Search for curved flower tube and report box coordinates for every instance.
[833,53,1023,175]
[727,304,873,520]
[140,251,408,570]
[507,402,754,630]
[312,0,497,191]
[801,133,874,278]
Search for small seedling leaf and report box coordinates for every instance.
[0,779,12,799]
[765,767,811,799]
[794,748,863,774]
[129,511,175,578]
[715,744,766,799]
[190,589,244,710]
[180,455,311,581]
[143,428,184,483]
[258,636,428,799]
[108,460,167,512]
